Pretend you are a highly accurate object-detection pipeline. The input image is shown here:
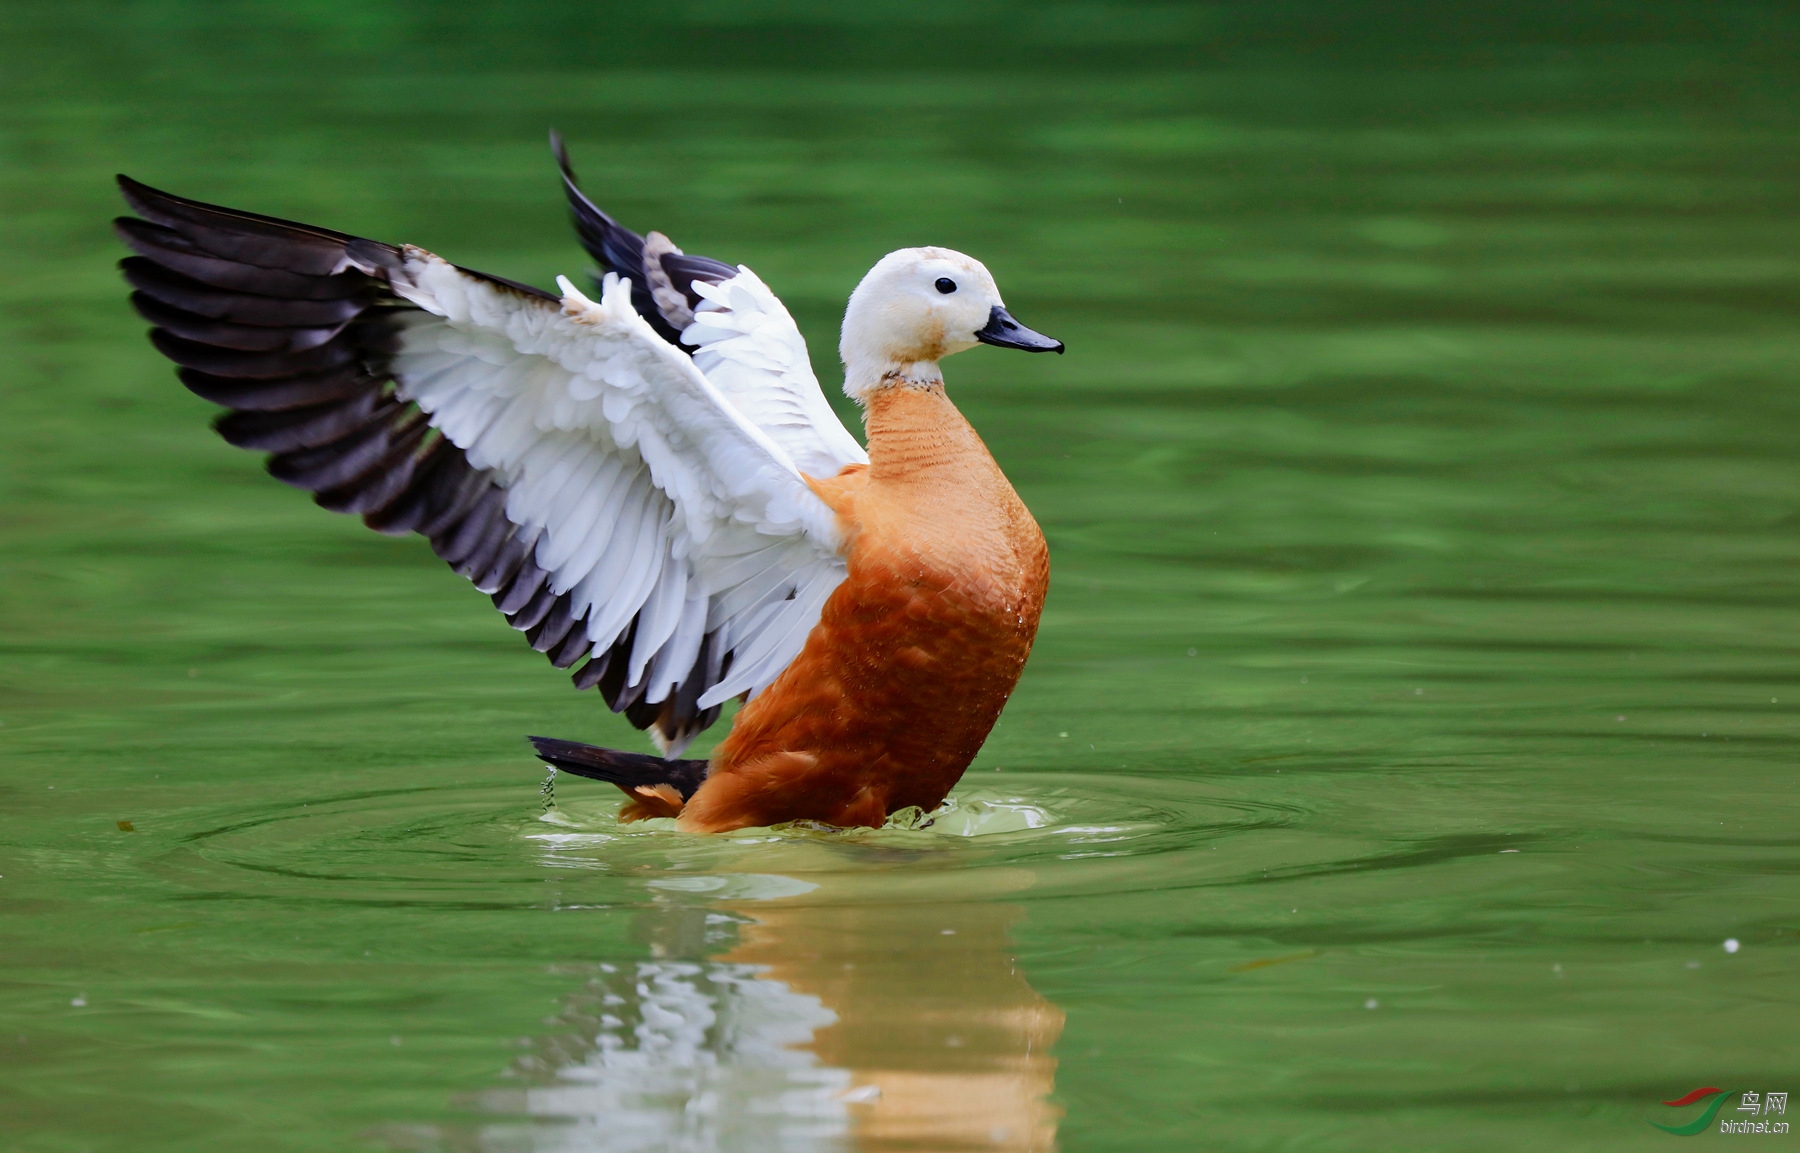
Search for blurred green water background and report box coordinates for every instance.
[3,1,1800,1149]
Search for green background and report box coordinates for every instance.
[2,1,1798,1149]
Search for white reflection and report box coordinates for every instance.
[645,874,822,901]
[491,960,851,1153]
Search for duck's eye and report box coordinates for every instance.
[934,277,957,294]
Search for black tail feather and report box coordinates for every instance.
[527,736,708,800]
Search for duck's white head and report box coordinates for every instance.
[839,246,1062,400]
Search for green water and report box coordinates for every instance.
[4,2,1800,1149]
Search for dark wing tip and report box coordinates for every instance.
[116,173,178,220]
[117,173,163,202]
[113,173,366,251]
[550,131,596,209]
[549,129,573,179]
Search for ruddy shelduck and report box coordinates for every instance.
[115,135,1061,832]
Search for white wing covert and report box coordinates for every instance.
[681,268,867,478]
[389,257,856,753]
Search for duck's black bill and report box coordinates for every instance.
[975,306,1064,354]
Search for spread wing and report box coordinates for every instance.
[115,174,862,756]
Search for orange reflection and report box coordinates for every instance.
[718,898,1064,1152]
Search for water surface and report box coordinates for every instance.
[3,2,1799,1149]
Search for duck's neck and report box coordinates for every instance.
[843,357,943,402]
[858,377,991,487]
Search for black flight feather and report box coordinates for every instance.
[116,169,742,757]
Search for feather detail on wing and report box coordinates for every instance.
[388,256,852,722]
[682,269,868,478]
[116,174,863,756]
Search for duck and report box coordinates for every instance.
[114,134,1063,833]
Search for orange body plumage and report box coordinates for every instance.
[649,384,1047,832]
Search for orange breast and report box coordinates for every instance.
[677,384,1048,833]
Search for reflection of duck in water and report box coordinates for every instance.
[116,137,1061,833]
[482,887,1062,1152]
[719,899,1063,1151]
